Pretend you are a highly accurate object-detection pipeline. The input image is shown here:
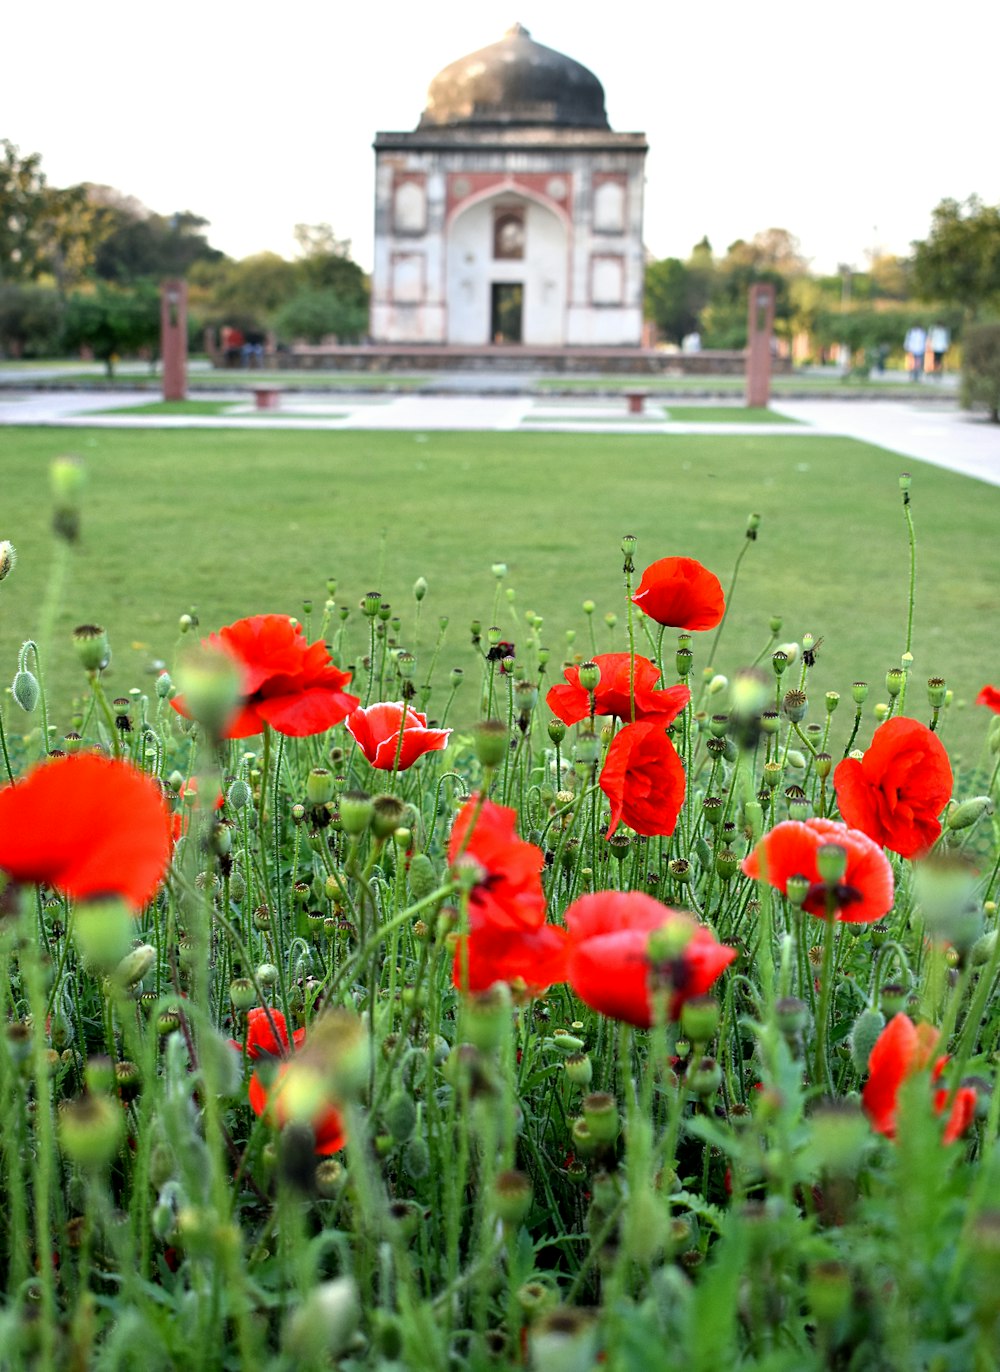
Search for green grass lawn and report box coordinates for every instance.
[2,427,997,764]
[91,400,349,418]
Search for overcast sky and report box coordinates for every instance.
[4,0,996,275]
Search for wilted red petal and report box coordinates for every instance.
[172,613,359,739]
[834,717,953,859]
[565,891,734,1027]
[453,923,568,994]
[448,797,546,932]
[742,817,894,924]
[631,556,725,631]
[546,652,690,727]
[0,753,172,907]
[599,721,686,838]
[347,702,451,770]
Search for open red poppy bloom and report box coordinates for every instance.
[564,891,735,1027]
[452,921,568,994]
[546,652,690,728]
[862,1013,976,1144]
[742,817,894,923]
[631,556,725,631]
[235,1006,306,1060]
[172,614,359,739]
[834,716,953,859]
[599,720,686,839]
[976,685,1000,714]
[448,796,547,933]
[248,1061,345,1155]
[346,701,451,770]
[0,753,172,908]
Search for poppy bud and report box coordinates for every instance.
[680,996,720,1044]
[493,1169,533,1226]
[972,931,998,967]
[0,540,15,581]
[806,1261,853,1325]
[339,790,373,837]
[775,996,809,1037]
[306,768,335,806]
[58,1094,122,1169]
[227,777,251,810]
[384,1090,417,1143]
[73,898,134,972]
[412,576,428,602]
[578,661,601,693]
[402,1135,431,1180]
[850,1008,886,1074]
[11,669,39,713]
[114,944,156,990]
[581,1092,619,1144]
[743,799,764,841]
[73,624,111,673]
[473,719,509,769]
[946,796,993,831]
[565,1052,593,1087]
[406,853,437,902]
[282,1277,360,1363]
[463,985,512,1052]
[816,843,848,887]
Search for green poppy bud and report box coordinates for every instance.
[850,1008,886,1074]
[474,720,508,768]
[339,790,373,837]
[11,669,39,712]
[384,1090,417,1143]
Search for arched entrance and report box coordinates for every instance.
[445,192,568,346]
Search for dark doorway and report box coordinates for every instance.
[491,283,523,343]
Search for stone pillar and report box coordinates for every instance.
[161,279,188,401]
[745,282,775,407]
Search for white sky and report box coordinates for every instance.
[3,0,996,275]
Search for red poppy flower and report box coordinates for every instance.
[172,614,359,739]
[599,720,686,839]
[448,796,546,933]
[248,1061,345,1156]
[834,717,953,859]
[0,753,172,908]
[564,891,735,1027]
[862,1013,976,1144]
[452,922,568,994]
[233,1006,306,1059]
[742,817,894,923]
[346,702,451,770]
[631,556,725,631]
[546,652,690,728]
[976,685,1000,714]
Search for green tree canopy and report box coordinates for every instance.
[912,196,1000,319]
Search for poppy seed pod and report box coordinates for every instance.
[73,624,111,673]
[494,1169,533,1225]
[58,1094,123,1169]
[473,720,508,768]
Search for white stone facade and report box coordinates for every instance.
[371,47,647,348]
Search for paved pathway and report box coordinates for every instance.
[0,387,996,487]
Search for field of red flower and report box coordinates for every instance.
[0,467,998,1370]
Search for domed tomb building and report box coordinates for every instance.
[371,25,648,347]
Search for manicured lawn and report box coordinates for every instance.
[2,427,996,763]
[93,400,237,417]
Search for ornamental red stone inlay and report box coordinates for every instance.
[446,171,571,218]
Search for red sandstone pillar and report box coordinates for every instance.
[745,282,775,408]
[161,279,188,401]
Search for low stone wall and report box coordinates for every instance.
[256,345,792,376]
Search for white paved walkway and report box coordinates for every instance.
[0,388,997,487]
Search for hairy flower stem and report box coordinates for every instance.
[707,531,754,668]
[0,704,14,783]
[901,485,917,710]
[813,897,839,1093]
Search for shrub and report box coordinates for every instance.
[960,321,1000,421]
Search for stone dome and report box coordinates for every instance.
[418,24,609,130]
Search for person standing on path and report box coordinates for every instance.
[904,324,928,380]
[929,323,951,374]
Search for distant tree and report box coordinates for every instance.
[274,288,368,344]
[961,322,1000,422]
[210,253,299,325]
[0,284,65,356]
[700,229,805,348]
[912,196,1000,319]
[94,207,224,284]
[64,284,160,377]
[644,259,701,344]
[293,223,368,308]
[0,141,51,282]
